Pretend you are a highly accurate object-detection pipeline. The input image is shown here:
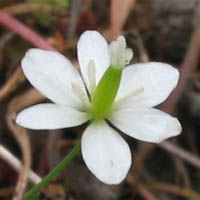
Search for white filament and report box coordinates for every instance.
[71,83,90,108]
[87,59,96,96]
[115,87,144,106]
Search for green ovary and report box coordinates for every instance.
[89,66,122,121]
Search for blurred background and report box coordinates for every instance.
[0,0,200,199]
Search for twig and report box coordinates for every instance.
[110,0,136,40]
[127,174,158,200]
[0,9,55,100]
[6,89,44,200]
[0,10,55,50]
[173,157,191,188]
[129,30,150,62]
[7,114,31,200]
[0,145,41,184]
[22,142,81,200]
[137,183,158,200]
[146,182,200,199]
[159,141,200,169]
[8,88,44,112]
[67,0,82,39]
[0,187,15,197]
[0,32,15,50]
[3,3,60,15]
[133,143,154,180]
[160,27,200,113]
[0,68,26,101]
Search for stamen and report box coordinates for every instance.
[115,87,144,106]
[87,59,96,97]
[71,83,90,108]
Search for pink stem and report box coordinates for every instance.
[0,10,55,176]
[0,10,55,50]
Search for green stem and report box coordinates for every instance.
[22,142,81,200]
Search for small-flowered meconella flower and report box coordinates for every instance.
[16,31,182,184]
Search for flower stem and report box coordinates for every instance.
[22,142,81,200]
[0,10,55,50]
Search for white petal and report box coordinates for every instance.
[22,49,86,108]
[115,62,179,108]
[77,31,110,92]
[16,103,88,130]
[81,121,131,184]
[110,107,182,143]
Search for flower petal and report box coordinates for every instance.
[77,31,110,92]
[110,107,182,143]
[22,49,86,108]
[81,121,131,184]
[16,103,88,130]
[115,62,179,108]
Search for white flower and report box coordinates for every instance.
[16,31,182,185]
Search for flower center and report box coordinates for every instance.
[88,36,133,121]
